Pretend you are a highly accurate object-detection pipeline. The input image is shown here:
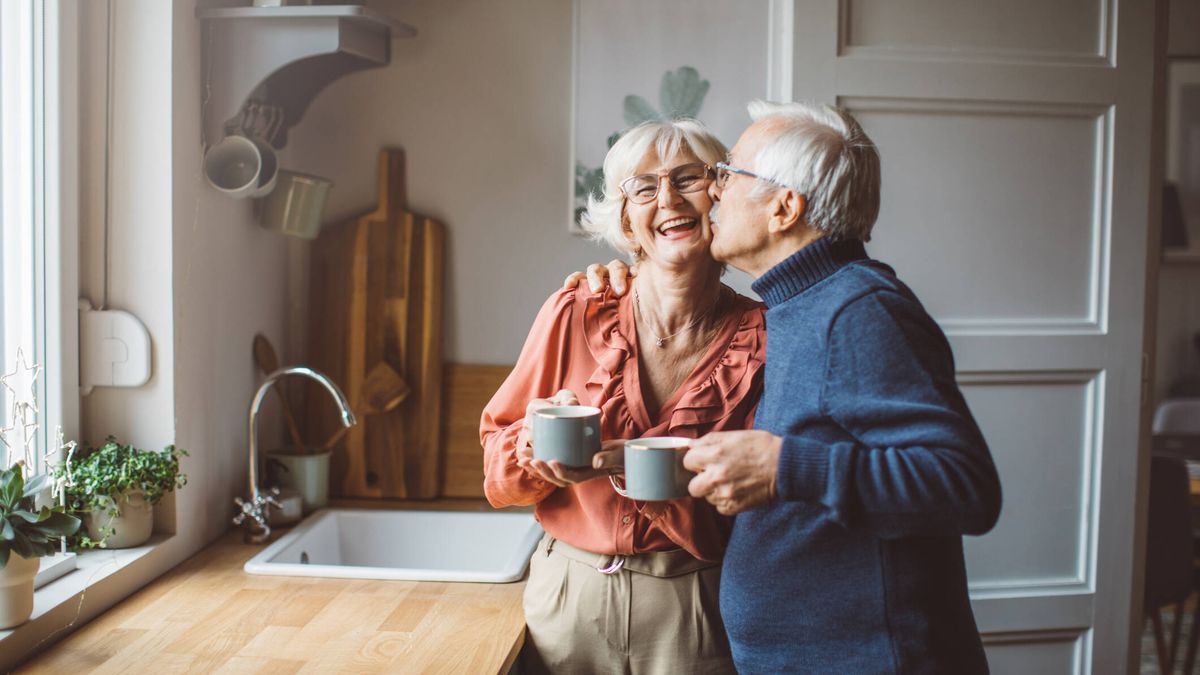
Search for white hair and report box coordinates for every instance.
[580,119,727,257]
[745,100,881,241]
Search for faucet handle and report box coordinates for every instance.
[232,496,253,526]
[233,493,274,543]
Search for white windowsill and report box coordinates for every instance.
[0,534,171,650]
[33,552,77,589]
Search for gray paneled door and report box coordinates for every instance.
[787,1,1156,672]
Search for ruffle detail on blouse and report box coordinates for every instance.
[577,288,765,436]
[578,289,638,436]
[667,297,765,432]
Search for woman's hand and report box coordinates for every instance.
[517,387,625,487]
[517,440,624,487]
[518,389,586,487]
[524,389,579,422]
[562,260,636,296]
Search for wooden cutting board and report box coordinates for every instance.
[305,149,444,499]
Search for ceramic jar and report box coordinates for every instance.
[0,553,38,629]
[84,490,153,548]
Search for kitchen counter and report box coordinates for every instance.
[16,526,527,674]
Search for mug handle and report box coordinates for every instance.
[609,474,629,498]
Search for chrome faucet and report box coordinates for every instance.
[234,366,356,543]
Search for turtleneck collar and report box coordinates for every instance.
[751,237,869,308]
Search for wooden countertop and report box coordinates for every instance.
[17,527,527,674]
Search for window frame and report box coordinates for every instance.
[0,0,80,473]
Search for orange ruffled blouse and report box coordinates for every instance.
[480,286,766,562]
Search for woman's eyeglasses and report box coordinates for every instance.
[620,163,714,205]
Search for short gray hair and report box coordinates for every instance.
[580,119,727,257]
[745,100,880,241]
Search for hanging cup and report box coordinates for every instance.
[203,134,278,199]
[258,170,333,239]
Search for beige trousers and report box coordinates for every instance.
[518,534,736,675]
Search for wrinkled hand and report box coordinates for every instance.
[524,389,579,421]
[518,439,626,487]
[562,259,637,296]
[684,430,782,515]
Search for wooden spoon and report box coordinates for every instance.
[252,333,305,448]
[322,362,411,450]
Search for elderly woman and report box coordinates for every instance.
[480,119,766,675]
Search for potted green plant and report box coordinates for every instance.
[59,437,187,549]
[0,463,81,629]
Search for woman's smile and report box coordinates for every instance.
[656,216,699,240]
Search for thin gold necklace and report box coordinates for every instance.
[633,287,719,348]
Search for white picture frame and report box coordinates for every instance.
[1167,59,1200,249]
[568,0,794,233]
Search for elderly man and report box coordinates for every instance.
[571,101,1002,673]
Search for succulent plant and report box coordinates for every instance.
[0,463,80,568]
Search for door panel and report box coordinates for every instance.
[790,1,1155,671]
[842,0,1108,64]
[960,374,1099,588]
[852,98,1108,329]
[984,633,1086,674]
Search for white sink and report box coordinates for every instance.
[244,508,542,583]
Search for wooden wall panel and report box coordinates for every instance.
[440,364,513,498]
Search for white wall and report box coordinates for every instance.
[172,1,291,544]
[78,0,177,461]
[78,0,289,556]
[282,0,738,366]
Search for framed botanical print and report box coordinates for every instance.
[1167,59,1200,250]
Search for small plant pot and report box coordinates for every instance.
[85,490,154,549]
[265,449,330,514]
[0,553,38,629]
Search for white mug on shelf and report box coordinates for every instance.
[203,134,278,199]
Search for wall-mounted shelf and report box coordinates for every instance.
[197,4,416,148]
[1164,246,1200,266]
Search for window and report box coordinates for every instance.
[1,0,79,473]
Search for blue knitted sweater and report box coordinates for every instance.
[721,238,1002,674]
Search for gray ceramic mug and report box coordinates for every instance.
[531,405,601,467]
[616,437,695,501]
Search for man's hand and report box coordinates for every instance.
[684,430,783,515]
[562,259,636,296]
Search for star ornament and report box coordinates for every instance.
[47,425,77,488]
[0,400,17,454]
[44,426,78,499]
[1,347,41,423]
[19,409,39,468]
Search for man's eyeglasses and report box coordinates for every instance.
[714,162,772,189]
[620,163,714,205]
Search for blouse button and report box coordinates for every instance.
[622,515,632,524]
